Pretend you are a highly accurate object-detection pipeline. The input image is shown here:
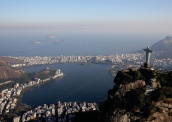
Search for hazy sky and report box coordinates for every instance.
[1,0,172,34]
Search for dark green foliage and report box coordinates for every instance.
[114,68,155,86]
[151,86,172,101]
[107,87,147,112]
[135,119,144,122]
[104,86,158,120]
[125,87,146,111]
[0,74,33,92]
[156,71,172,88]
[114,70,142,86]
[114,71,132,86]
[104,69,172,121]
[75,111,103,122]
[100,99,115,122]
[35,70,55,80]
[129,69,141,81]
[141,102,156,117]
[107,87,118,97]
[139,69,155,84]
[156,73,169,87]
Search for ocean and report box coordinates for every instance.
[0,30,161,57]
[0,30,163,106]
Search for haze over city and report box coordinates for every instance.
[0,0,172,56]
[1,1,172,122]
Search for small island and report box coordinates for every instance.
[33,42,42,44]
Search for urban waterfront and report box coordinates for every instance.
[22,63,114,106]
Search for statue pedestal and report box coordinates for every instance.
[144,63,150,68]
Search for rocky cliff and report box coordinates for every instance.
[111,107,172,122]
[115,80,146,96]
[103,67,172,122]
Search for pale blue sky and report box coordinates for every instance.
[1,0,172,34]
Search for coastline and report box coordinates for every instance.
[0,70,65,120]
[13,74,65,120]
[0,63,114,121]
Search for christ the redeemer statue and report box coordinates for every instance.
[143,46,152,68]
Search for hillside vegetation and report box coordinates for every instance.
[0,59,21,80]
[0,68,56,92]
[102,68,172,122]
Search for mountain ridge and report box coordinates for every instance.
[134,36,172,58]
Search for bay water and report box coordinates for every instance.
[22,63,114,106]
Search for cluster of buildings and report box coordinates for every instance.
[12,55,93,66]
[13,101,99,122]
[0,80,14,86]
[94,53,144,65]
[3,49,172,121]
[52,69,64,79]
[0,82,31,115]
[57,101,98,122]
[0,69,63,118]
[11,63,26,68]
[10,52,172,70]
[20,104,56,122]
[0,88,18,114]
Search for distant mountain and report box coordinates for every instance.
[151,36,172,52]
[135,36,172,58]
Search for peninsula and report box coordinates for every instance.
[0,68,64,122]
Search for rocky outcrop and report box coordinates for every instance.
[150,111,172,122]
[112,107,172,122]
[156,102,172,109]
[150,79,158,89]
[115,80,146,96]
[106,67,172,122]
[113,113,129,122]
[120,80,145,91]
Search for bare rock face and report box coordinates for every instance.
[157,82,161,88]
[124,80,145,91]
[116,80,146,96]
[150,111,172,122]
[112,107,172,122]
[150,79,158,89]
[113,112,130,122]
